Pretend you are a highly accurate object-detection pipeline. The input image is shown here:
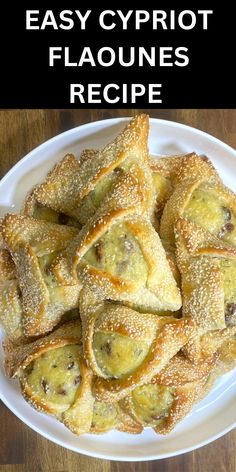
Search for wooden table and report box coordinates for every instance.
[0,109,236,472]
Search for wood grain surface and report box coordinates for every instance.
[0,109,236,472]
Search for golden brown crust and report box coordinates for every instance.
[175,218,236,331]
[89,400,143,434]
[154,352,217,387]
[150,154,219,228]
[154,376,208,435]
[149,153,198,179]
[93,317,195,402]
[34,154,81,217]
[52,170,181,312]
[4,319,82,378]
[119,365,210,435]
[0,231,23,340]
[11,320,95,434]
[1,116,236,438]
[0,249,16,281]
[176,218,236,363]
[62,358,95,434]
[33,116,152,227]
[0,279,23,341]
[2,213,78,251]
[1,214,81,336]
[160,160,236,247]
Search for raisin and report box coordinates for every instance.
[135,348,143,357]
[67,361,74,370]
[117,260,128,273]
[74,375,81,386]
[41,378,50,394]
[94,241,103,262]
[222,207,232,221]
[58,213,70,225]
[27,363,34,375]
[103,341,112,356]
[218,223,234,238]
[113,167,122,173]
[58,388,67,396]
[225,303,236,326]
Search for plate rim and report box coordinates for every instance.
[0,115,236,461]
[0,383,236,462]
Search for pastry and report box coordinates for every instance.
[33,115,153,226]
[121,374,208,434]
[1,214,82,336]
[4,319,95,434]
[52,171,181,312]
[0,246,23,341]
[79,288,194,402]
[175,217,236,364]
[175,218,236,331]
[90,400,143,434]
[160,156,236,247]
[23,188,81,228]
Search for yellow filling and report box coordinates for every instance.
[38,251,60,287]
[153,173,172,212]
[78,159,135,224]
[184,184,236,245]
[84,222,148,284]
[93,331,150,378]
[91,401,118,431]
[221,260,236,325]
[132,383,173,425]
[33,204,60,223]
[221,260,236,303]
[24,345,81,409]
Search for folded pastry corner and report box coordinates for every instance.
[1,214,82,337]
[175,217,236,331]
[32,115,153,227]
[90,399,143,434]
[0,227,23,341]
[159,155,236,247]
[4,319,96,435]
[175,217,236,366]
[79,288,195,402]
[52,170,181,313]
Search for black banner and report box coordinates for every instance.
[0,4,235,108]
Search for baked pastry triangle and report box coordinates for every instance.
[175,218,236,364]
[33,115,153,226]
[23,188,81,228]
[159,155,236,247]
[79,288,194,402]
[1,214,82,337]
[121,373,208,434]
[175,218,236,331]
[4,319,95,435]
[90,400,143,434]
[0,245,23,342]
[150,153,217,230]
[52,171,181,312]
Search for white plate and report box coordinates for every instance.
[0,117,236,462]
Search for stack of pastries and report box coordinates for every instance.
[1,114,236,436]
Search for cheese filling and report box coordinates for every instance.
[132,383,173,425]
[84,222,148,284]
[184,184,236,245]
[24,345,81,408]
[91,401,118,431]
[93,331,150,378]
